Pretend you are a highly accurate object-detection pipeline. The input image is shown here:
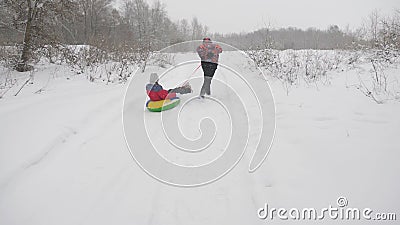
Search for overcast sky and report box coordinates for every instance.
[158,0,399,33]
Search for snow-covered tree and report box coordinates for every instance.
[2,0,78,71]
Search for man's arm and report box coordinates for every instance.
[216,44,222,53]
[197,45,204,57]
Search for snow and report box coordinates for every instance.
[0,51,399,225]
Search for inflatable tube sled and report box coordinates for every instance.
[146,97,180,112]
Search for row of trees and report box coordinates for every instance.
[216,9,400,52]
[0,0,398,73]
[215,25,358,50]
[0,0,209,71]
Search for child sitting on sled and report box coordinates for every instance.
[146,73,192,101]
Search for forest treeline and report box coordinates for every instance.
[0,0,399,72]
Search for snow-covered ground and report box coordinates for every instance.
[0,51,399,225]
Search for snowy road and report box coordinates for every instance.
[0,54,399,224]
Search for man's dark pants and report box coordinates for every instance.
[200,61,218,96]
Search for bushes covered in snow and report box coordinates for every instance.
[247,48,400,103]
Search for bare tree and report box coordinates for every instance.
[77,0,112,44]
[2,0,77,71]
[368,9,380,46]
[191,17,206,40]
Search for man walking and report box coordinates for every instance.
[196,37,222,97]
